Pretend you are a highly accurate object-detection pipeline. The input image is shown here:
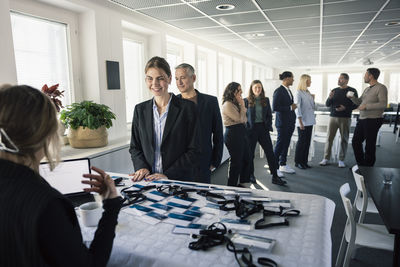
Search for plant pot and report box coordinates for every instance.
[58,120,69,145]
[67,126,108,148]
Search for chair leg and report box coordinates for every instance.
[335,230,348,267]
[343,239,355,267]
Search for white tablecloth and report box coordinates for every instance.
[80,176,335,267]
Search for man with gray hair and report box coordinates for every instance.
[175,63,223,183]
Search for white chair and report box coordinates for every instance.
[335,183,394,267]
[351,165,379,223]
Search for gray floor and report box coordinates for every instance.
[211,124,400,267]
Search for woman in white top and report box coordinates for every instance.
[294,74,316,169]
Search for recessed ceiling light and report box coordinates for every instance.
[273,47,279,50]
[366,40,378,44]
[250,33,265,37]
[385,21,400,26]
[216,4,235,11]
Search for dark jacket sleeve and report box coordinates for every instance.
[38,197,122,267]
[129,106,151,171]
[266,98,273,132]
[164,101,201,180]
[326,89,334,107]
[273,88,291,112]
[210,97,223,168]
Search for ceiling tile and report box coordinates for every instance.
[256,0,319,10]
[213,12,266,26]
[228,23,274,33]
[324,12,375,25]
[187,26,232,36]
[376,9,400,21]
[190,0,258,16]
[265,5,320,21]
[138,4,203,20]
[273,17,320,29]
[167,17,219,29]
[324,0,387,16]
[110,0,181,10]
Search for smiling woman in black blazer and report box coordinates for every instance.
[129,56,201,182]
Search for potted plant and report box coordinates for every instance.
[41,84,68,144]
[60,101,116,148]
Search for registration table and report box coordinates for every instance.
[80,174,335,267]
[360,167,400,267]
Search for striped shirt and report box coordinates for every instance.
[152,95,172,173]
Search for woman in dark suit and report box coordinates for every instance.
[129,56,200,182]
[244,80,286,186]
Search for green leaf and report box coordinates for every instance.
[60,100,116,130]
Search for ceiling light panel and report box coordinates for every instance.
[109,0,181,10]
[190,0,258,16]
[324,0,386,16]
[255,0,319,10]
[137,4,203,20]
[166,17,220,29]
[263,5,320,21]
[213,12,266,26]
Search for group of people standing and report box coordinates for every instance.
[130,57,388,189]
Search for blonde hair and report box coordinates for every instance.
[0,85,60,171]
[297,74,311,91]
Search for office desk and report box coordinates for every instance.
[360,167,400,267]
[80,177,335,267]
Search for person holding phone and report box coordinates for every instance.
[222,82,251,187]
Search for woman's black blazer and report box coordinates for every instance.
[129,94,201,181]
[244,97,273,132]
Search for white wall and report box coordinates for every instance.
[0,0,17,84]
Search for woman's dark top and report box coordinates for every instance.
[244,97,273,132]
[0,159,122,267]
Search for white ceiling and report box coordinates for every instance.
[108,0,400,68]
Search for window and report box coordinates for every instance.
[122,39,144,123]
[10,12,72,105]
[389,72,400,103]
[166,42,183,95]
[327,73,341,97]
[233,58,243,86]
[244,61,253,90]
[347,73,363,96]
[218,53,232,99]
[309,74,323,103]
[197,46,217,96]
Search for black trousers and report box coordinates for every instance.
[274,124,295,166]
[295,125,313,165]
[352,118,383,166]
[248,123,278,177]
[224,124,251,186]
